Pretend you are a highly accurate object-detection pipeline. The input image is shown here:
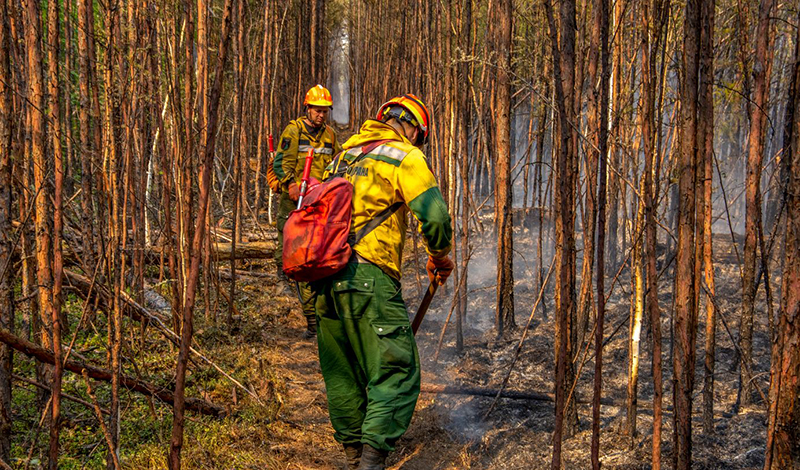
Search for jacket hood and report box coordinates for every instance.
[342,119,412,150]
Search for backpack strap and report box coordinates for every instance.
[330,139,392,179]
[344,139,403,246]
[351,201,404,246]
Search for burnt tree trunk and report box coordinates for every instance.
[763,8,800,467]
[699,0,717,435]
[545,0,579,467]
[590,0,610,467]
[673,0,701,467]
[492,0,515,337]
[0,0,12,461]
[739,0,774,410]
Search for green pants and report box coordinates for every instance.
[314,262,420,452]
[276,192,315,319]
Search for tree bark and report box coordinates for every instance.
[46,0,65,463]
[699,0,716,435]
[77,0,95,270]
[590,0,610,467]
[492,0,515,338]
[739,0,774,410]
[673,0,701,467]
[545,0,579,466]
[0,0,12,461]
[763,9,800,467]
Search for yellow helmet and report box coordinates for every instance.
[304,84,333,108]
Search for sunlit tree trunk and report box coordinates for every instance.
[545,0,578,467]
[46,0,65,464]
[102,0,122,466]
[699,0,717,435]
[23,0,55,413]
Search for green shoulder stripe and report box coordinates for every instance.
[362,153,403,167]
[408,186,452,253]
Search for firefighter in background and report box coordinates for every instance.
[316,94,453,470]
[274,84,341,338]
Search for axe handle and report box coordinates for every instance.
[411,282,438,335]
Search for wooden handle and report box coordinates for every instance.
[411,282,438,335]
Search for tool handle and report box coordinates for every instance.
[296,148,315,209]
[300,148,314,183]
[411,282,438,335]
[268,134,274,153]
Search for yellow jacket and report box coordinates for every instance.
[274,117,340,190]
[328,120,452,279]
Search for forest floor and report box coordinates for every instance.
[10,218,773,469]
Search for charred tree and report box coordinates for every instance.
[0,0,12,461]
[492,0,515,337]
[590,0,610,467]
[738,0,774,410]
[699,0,717,435]
[763,9,800,467]
[673,0,701,467]
[544,0,579,467]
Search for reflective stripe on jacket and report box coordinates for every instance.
[328,119,452,279]
[273,117,340,190]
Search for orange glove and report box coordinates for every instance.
[426,255,454,286]
[288,182,300,201]
[266,162,281,193]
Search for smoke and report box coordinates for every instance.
[328,24,350,126]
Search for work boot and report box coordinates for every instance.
[274,263,290,295]
[357,445,387,470]
[343,443,363,469]
[301,315,317,339]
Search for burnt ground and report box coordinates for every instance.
[219,222,772,470]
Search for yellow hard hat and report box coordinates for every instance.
[304,84,333,108]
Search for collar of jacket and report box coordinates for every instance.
[341,119,412,150]
[296,117,326,138]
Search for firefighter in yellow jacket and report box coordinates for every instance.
[274,85,340,338]
[316,94,454,470]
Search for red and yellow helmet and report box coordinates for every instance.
[376,94,431,145]
[304,84,333,107]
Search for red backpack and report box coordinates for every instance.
[282,140,401,282]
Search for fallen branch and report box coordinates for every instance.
[0,326,226,417]
[12,374,109,415]
[217,267,275,280]
[122,241,276,262]
[421,383,557,402]
[82,370,121,470]
[63,269,160,324]
[65,269,262,405]
[210,241,276,260]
